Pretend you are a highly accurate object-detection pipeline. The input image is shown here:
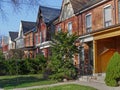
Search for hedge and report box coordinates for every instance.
[0,55,47,76]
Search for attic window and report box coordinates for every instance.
[65,2,70,5]
[64,0,70,5]
[68,22,72,35]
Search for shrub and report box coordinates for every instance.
[105,52,120,86]
[8,49,24,59]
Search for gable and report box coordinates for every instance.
[18,22,24,38]
[9,32,18,42]
[36,6,60,25]
[60,0,74,21]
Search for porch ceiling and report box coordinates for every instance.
[92,25,120,40]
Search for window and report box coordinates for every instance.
[68,22,72,34]
[86,14,92,33]
[40,32,42,43]
[36,35,38,44]
[28,36,30,46]
[79,47,85,71]
[118,1,120,23]
[43,30,46,42]
[88,43,93,66]
[57,26,61,32]
[104,5,112,27]
[80,47,84,62]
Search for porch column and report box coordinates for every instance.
[93,40,98,73]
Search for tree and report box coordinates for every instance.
[52,32,78,61]
[0,50,5,61]
[0,0,40,17]
[48,32,78,81]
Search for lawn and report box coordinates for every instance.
[0,74,58,89]
[31,84,97,90]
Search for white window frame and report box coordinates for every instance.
[57,26,61,32]
[85,13,92,33]
[68,22,72,35]
[36,34,38,44]
[40,32,42,43]
[103,5,112,27]
[43,30,46,42]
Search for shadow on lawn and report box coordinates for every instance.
[0,76,45,88]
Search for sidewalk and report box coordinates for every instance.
[12,80,120,90]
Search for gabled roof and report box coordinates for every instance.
[70,0,102,14]
[9,31,18,41]
[38,6,60,23]
[21,21,36,34]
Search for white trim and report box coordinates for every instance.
[103,4,111,9]
[79,34,93,42]
[40,45,51,49]
[39,41,52,49]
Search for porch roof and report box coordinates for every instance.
[92,24,120,40]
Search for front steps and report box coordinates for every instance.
[78,73,105,83]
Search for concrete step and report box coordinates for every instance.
[79,75,105,83]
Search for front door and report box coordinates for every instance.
[100,49,115,72]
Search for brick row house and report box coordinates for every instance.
[55,0,120,76]
[15,21,36,58]
[9,31,18,50]
[1,6,60,59]
[1,36,9,59]
[34,6,60,58]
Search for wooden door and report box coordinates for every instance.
[100,49,115,73]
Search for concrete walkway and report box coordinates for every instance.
[11,80,120,90]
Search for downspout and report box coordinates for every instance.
[114,0,117,24]
[81,14,83,35]
[77,15,79,36]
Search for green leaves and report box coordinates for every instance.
[48,32,78,81]
[51,32,78,60]
[105,52,120,86]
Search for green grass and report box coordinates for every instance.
[31,84,97,90]
[0,74,57,89]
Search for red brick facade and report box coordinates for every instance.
[55,0,120,74]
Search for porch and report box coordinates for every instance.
[93,25,120,73]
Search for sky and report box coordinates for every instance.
[0,0,62,36]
